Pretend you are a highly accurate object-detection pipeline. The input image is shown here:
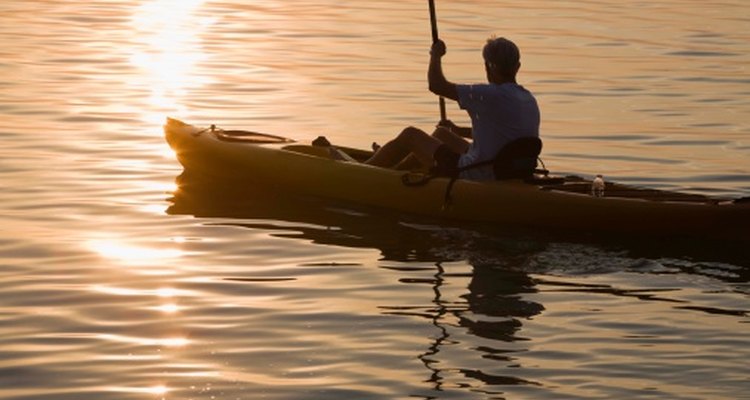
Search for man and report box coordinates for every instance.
[365,37,540,180]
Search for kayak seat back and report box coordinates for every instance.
[403,137,548,209]
[492,137,542,180]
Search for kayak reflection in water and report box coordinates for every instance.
[365,37,541,181]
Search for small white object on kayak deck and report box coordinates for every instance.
[592,174,605,197]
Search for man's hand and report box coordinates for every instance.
[430,39,447,58]
[437,119,458,130]
[437,119,472,139]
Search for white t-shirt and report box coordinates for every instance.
[456,83,540,180]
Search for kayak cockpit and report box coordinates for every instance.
[282,144,373,162]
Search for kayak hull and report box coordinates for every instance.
[165,118,750,243]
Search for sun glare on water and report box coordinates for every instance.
[87,238,183,266]
[107,384,170,398]
[130,0,214,124]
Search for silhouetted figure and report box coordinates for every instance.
[366,37,540,181]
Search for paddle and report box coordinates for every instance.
[428,0,447,123]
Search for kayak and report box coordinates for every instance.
[164,118,750,243]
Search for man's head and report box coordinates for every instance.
[482,37,520,83]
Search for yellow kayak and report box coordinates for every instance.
[164,118,750,243]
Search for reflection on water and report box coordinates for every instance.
[170,179,555,395]
[87,238,184,266]
[166,176,749,398]
[129,0,211,125]
[409,264,545,391]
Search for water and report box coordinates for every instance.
[1,1,749,399]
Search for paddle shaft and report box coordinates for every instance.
[428,0,447,122]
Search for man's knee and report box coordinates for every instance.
[397,126,426,144]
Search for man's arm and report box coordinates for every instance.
[428,39,458,101]
[450,125,473,139]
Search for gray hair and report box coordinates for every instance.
[482,37,520,74]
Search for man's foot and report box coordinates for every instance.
[312,136,331,147]
[329,146,357,162]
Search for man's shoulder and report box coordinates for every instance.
[457,83,507,100]
[457,82,537,110]
[461,82,533,94]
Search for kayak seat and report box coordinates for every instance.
[403,137,549,209]
[492,137,542,180]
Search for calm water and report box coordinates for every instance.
[1,1,749,399]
